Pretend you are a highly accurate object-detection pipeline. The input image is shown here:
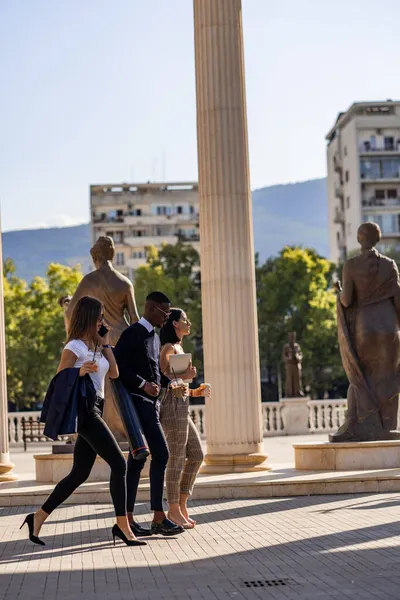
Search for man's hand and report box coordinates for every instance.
[144,382,160,397]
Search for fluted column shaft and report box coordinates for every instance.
[193,0,267,470]
[0,225,16,481]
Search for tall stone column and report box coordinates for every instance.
[0,227,17,482]
[193,0,268,472]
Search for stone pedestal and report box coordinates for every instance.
[294,440,400,471]
[280,397,309,435]
[0,227,17,483]
[193,0,268,473]
[35,452,150,483]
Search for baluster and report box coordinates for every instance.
[16,414,24,443]
[199,409,204,438]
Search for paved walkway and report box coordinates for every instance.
[1,493,400,599]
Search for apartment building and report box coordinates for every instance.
[90,182,199,278]
[326,100,400,263]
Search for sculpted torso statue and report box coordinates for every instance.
[331,222,400,442]
[282,332,304,398]
[62,237,139,438]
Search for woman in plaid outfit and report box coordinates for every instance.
[160,309,211,528]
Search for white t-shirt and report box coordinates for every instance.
[64,339,110,399]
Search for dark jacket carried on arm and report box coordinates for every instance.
[40,368,97,440]
[114,322,169,400]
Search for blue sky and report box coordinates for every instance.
[1,0,399,232]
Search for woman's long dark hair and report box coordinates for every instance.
[160,308,183,346]
[66,296,103,349]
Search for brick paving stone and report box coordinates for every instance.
[1,494,400,599]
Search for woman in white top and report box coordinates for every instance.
[22,296,145,547]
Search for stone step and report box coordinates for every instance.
[2,465,400,506]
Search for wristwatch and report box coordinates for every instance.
[102,344,112,349]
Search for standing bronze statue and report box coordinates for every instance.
[282,332,304,397]
[61,236,139,438]
[331,222,400,442]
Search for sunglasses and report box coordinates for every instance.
[155,306,171,318]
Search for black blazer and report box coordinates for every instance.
[114,322,169,400]
[40,368,97,440]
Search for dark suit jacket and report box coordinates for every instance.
[114,322,169,400]
[40,368,97,440]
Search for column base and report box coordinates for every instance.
[0,462,18,482]
[200,453,270,474]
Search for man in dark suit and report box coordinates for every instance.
[114,291,184,536]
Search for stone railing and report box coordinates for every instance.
[262,402,285,436]
[8,411,41,445]
[8,400,348,445]
[308,399,347,433]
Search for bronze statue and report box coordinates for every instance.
[282,332,304,397]
[61,236,139,438]
[331,222,400,442]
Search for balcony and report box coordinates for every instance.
[177,232,200,242]
[333,153,342,173]
[124,235,179,248]
[359,142,400,155]
[334,186,344,199]
[126,257,147,271]
[362,197,400,209]
[124,214,199,226]
[334,207,345,224]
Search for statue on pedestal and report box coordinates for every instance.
[331,222,400,442]
[282,332,304,398]
[60,236,139,439]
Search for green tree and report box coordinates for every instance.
[134,243,203,376]
[4,261,82,410]
[256,246,345,399]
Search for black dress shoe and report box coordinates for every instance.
[129,520,152,537]
[151,518,185,536]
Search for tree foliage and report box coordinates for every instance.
[256,246,345,398]
[134,243,203,376]
[4,261,82,410]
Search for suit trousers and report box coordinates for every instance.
[126,395,169,513]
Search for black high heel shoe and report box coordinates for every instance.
[112,524,147,547]
[20,514,45,546]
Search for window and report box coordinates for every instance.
[177,206,183,214]
[385,136,394,151]
[190,205,195,214]
[106,231,114,239]
[116,252,125,266]
[114,231,124,243]
[346,196,350,209]
[345,170,349,182]
[375,190,385,199]
[382,159,400,179]
[388,189,398,199]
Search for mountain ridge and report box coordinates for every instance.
[3,178,328,281]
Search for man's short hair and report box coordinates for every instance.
[146,291,171,304]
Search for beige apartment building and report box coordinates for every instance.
[90,182,199,278]
[326,100,400,263]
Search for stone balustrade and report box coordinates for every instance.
[8,399,348,445]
